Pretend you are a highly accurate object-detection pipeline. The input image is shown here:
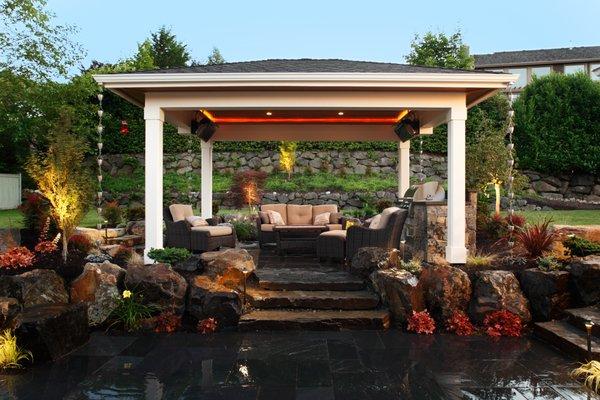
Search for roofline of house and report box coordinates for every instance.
[475,57,600,69]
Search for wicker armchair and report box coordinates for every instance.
[163,207,237,253]
[345,209,408,261]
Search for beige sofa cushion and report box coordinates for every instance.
[369,214,382,229]
[261,204,288,224]
[287,204,313,225]
[191,226,233,237]
[169,204,194,222]
[312,204,338,220]
[378,207,401,229]
[326,224,343,231]
[261,224,275,232]
[186,216,208,227]
[320,230,347,239]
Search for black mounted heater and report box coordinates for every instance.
[394,113,420,142]
[191,111,218,142]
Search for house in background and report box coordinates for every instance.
[474,46,600,99]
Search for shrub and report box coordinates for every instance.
[407,310,436,334]
[571,361,600,394]
[109,290,155,332]
[112,246,133,268]
[147,247,191,265]
[18,192,53,239]
[515,219,557,258]
[232,220,257,242]
[375,199,393,213]
[198,317,218,334]
[229,170,267,210]
[0,329,32,369]
[537,256,565,272]
[126,206,145,221]
[506,213,526,228]
[563,235,600,257]
[466,252,497,268]
[0,247,35,270]
[34,240,58,254]
[68,234,93,254]
[400,258,423,275]
[483,310,523,337]
[485,213,508,239]
[103,201,122,227]
[513,73,600,175]
[446,310,475,336]
[154,310,182,334]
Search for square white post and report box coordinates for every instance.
[446,106,468,264]
[201,139,213,219]
[143,105,164,263]
[398,140,410,198]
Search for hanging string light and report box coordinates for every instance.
[505,87,516,250]
[96,92,105,230]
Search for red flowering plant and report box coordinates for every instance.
[0,247,35,270]
[446,310,476,336]
[197,318,218,334]
[154,310,182,334]
[483,310,523,337]
[407,310,436,334]
[35,240,58,254]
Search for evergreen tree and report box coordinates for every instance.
[207,47,225,65]
[148,26,190,68]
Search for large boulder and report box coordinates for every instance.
[200,249,256,289]
[350,247,394,279]
[70,261,125,325]
[0,269,68,307]
[419,264,471,323]
[370,268,425,325]
[570,256,600,305]
[0,297,21,329]
[469,270,531,324]
[520,269,571,321]
[187,276,242,327]
[15,303,89,362]
[125,263,188,313]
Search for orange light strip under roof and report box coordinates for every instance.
[199,109,216,122]
[198,109,411,124]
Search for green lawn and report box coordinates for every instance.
[0,209,101,229]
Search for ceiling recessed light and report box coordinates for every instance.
[266,112,272,116]
[338,111,344,116]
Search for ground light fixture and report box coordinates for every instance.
[585,321,594,360]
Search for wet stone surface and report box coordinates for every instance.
[1,330,598,400]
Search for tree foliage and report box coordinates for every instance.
[513,72,600,175]
[148,26,190,69]
[278,141,297,179]
[405,30,474,70]
[206,47,225,65]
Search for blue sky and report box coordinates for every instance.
[49,0,600,68]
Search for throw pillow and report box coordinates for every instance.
[369,214,382,229]
[267,210,285,225]
[186,216,208,227]
[259,211,270,224]
[313,212,331,226]
[329,212,343,224]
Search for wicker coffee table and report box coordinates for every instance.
[273,226,327,256]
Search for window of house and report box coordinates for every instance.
[590,64,600,81]
[564,64,585,74]
[507,68,527,87]
[530,66,551,79]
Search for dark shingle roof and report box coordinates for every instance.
[132,58,495,74]
[475,46,600,67]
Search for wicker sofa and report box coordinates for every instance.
[163,204,237,253]
[317,208,408,261]
[256,204,344,248]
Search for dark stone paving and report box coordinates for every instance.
[1,330,598,399]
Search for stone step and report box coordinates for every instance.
[256,267,365,291]
[564,306,600,337]
[534,320,600,361]
[239,309,391,331]
[106,234,143,247]
[246,288,380,310]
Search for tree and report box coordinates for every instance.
[133,39,156,70]
[148,26,190,69]
[405,30,474,70]
[278,141,297,180]
[206,47,225,65]
[0,0,83,79]
[26,112,92,261]
[513,72,600,175]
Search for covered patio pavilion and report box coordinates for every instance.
[94,59,517,264]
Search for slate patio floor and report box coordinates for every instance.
[1,330,599,399]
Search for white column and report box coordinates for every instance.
[143,105,164,263]
[398,140,410,198]
[201,139,213,219]
[446,106,468,264]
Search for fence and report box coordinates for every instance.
[0,173,21,209]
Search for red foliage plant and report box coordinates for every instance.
[154,311,182,334]
[505,213,526,228]
[0,247,35,269]
[407,310,436,334]
[197,317,218,334]
[446,310,475,336]
[483,310,523,337]
[230,170,267,209]
[35,240,58,254]
[515,218,557,258]
[68,234,93,254]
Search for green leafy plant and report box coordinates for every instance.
[126,206,145,221]
[109,290,155,332]
[147,247,191,265]
[103,201,122,228]
[537,255,564,272]
[563,235,600,257]
[232,220,257,242]
[571,361,600,394]
[466,252,497,268]
[0,329,32,369]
